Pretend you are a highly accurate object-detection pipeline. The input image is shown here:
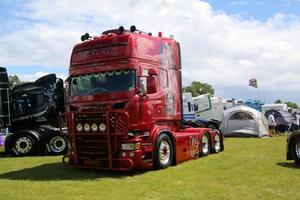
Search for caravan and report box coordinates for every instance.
[182,93,196,120]
[182,93,223,129]
[193,94,223,122]
[261,103,287,115]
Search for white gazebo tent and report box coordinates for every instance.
[219,105,270,137]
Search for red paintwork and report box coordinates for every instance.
[61,28,223,170]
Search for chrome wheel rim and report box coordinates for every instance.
[15,137,32,154]
[49,136,66,153]
[296,142,300,158]
[202,134,209,154]
[214,133,221,152]
[159,140,171,165]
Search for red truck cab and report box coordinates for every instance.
[61,26,224,170]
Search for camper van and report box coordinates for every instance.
[193,94,223,122]
[182,93,196,120]
[222,98,236,110]
[261,103,287,115]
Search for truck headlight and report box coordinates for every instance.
[76,123,83,132]
[121,143,135,151]
[91,123,98,132]
[84,123,90,132]
[121,143,141,151]
[99,123,106,132]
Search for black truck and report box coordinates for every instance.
[0,67,68,156]
[287,131,300,164]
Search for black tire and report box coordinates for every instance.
[12,134,37,156]
[46,135,68,155]
[153,133,173,169]
[291,136,300,164]
[212,131,222,153]
[200,133,210,157]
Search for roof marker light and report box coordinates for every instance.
[130,25,136,33]
[118,26,125,34]
[81,33,90,41]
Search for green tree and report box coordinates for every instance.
[8,75,21,86]
[274,99,282,104]
[182,81,215,97]
[286,101,299,109]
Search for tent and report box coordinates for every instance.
[219,105,270,137]
[265,110,294,132]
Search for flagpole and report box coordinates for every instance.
[257,87,260,101]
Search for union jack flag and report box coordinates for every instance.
[249,78,258,88]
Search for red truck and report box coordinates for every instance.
[61,26,224,170]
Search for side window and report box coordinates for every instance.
[194,104,198,111]
[229,112,254,120]
[159,68,168,89]
[13,93,44,113]
[188,102,191,112]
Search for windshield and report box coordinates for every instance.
[70,69,136,96]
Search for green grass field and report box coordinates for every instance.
[0,136,299,200]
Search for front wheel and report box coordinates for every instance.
[46,135,68,155]
[291,137,300,164]
[153,133,173,169]
[12,134,37,156]
[200,133,210,157]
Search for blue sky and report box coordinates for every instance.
[1,0,300,104]
[204,0,300,21]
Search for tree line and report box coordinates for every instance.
[8,75,22,86]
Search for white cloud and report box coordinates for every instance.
[17,72,67,82]
[2,0,300,103]
[229,1,246,6]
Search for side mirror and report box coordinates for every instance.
[148,68,157,76]
[146,76,157,94]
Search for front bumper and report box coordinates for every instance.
[62,149,151,171]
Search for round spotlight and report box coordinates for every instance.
[99,123,106,132]
[84,123,91,132]
[76,123,83,132]
[91,123,98,132]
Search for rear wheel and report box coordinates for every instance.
[200,133,210,156]
[212,132,221,153]
[47,135,68,155]
[153,133,173,169]
[12,134,37,156]
[291,137,300,164]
